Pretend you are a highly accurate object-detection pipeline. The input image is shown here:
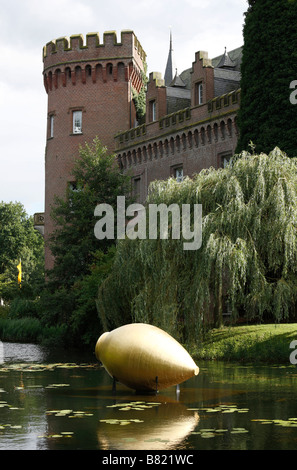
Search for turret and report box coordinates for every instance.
[43,30,146,270]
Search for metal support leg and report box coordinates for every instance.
[112,377,117,393]
[155,376,158,394]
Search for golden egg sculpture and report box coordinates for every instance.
[95,323,199,391]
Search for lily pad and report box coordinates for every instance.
[231,429,249,434]
[201,432,216,438]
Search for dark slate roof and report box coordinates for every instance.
[178,46,243,91]
[170,71,186,88]
[212,46,242,71]
[216,47,236,69]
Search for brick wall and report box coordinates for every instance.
[115,89,240,203]
[43,31,146,270]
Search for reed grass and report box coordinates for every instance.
[0,317,67,345]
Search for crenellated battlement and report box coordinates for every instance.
[43,30,146,65]
[43,30,146,94]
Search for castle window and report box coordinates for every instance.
[68,181,79,192]
[132,177,141,202]
[195,82,203,105]
[220,152,232,168]
[73,110,82,134]
[67,181,83,210]
[174,166,184,183]
[49,115,54,138]
[149,100,156,122]
[176,167,183,182]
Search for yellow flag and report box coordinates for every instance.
[17,260,22,286]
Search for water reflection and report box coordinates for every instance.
[97,396,199,450]
[1,342,297,450]
[3,342,47,364]
[0,341,3,364]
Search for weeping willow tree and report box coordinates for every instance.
[97,148,297,344]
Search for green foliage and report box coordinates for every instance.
[47,137,131,288]
[132,66,148,124]
[99,148,297,344]
[0,317,42,343]
[236,0,297,156]
[9,297,39,319]
[0,316,67,345]
[68,248,116,346]
[40,138,131,347]
[0,202,44,301]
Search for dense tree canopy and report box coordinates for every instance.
[39,138,132,346]
[236,0,297,156]
[0,202,44,300]
[98,149,297,344]
[47,137,132,288]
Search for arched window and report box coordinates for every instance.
[176,135,181,152]
[96,64,103,81]
[182,133,187,150]
[194,129,199,147]
[117,62,125,81]
[75,66,82,83]
[200,127,205,145]
[170,137,175,154]
[159,141,164,158]
[220,121,226,140]
[207,125,212,143]
[85,64,92,79]
[188,131,193,148]
[227,118,233,137]
[164,139,169,157]
[142,146,147,162]
[107,63,113,79]
[137,148,142,164]
[214,122,218,141]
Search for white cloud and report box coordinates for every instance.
[0,0,247,215]
[27,0,93,24]
[0,82,46,215]
[0,45,41,90]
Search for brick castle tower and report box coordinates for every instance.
[42,31,146,270]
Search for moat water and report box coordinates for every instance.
[0,342,297,450]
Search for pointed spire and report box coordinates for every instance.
[164,28,176,86]
[170,69,186,88]
[217,47,236,69]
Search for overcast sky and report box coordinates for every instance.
[0,0,247,216]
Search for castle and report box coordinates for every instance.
[41,30,241,270]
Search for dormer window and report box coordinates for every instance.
[149,100,156,122]
[195,82,203,105]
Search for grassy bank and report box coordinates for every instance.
[193,324,297,364]
[1,316,297,364]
